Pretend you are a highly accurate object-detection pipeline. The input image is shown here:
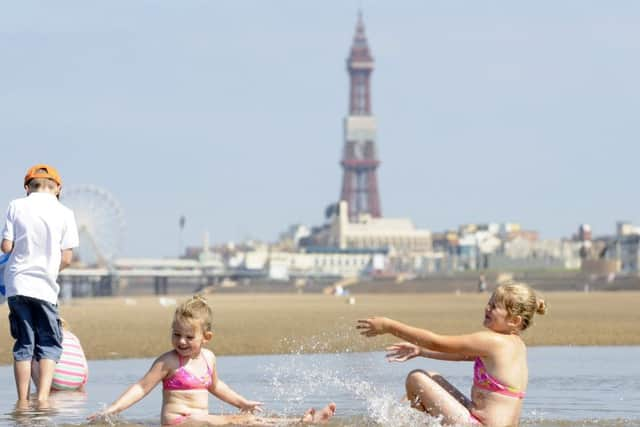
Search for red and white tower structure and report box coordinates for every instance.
[340,13,382,220]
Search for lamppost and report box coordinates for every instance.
[179,215,186,258]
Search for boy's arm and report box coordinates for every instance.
[60,209,79,270]
[2,203,15,253]
[88,355,168,420]
[1,239,13,254]
[60,249,73,271]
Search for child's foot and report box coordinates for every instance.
[301,403,336,424]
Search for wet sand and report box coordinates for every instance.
[1,291,639,364]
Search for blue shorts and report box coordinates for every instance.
[8,295,63,362]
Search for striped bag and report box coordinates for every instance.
[52,330,89,391]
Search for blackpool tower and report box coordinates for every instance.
[340,13,382,220]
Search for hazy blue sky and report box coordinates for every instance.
[1,2,639,258]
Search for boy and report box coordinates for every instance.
[2,164,79,403]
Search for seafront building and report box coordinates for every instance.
[598,221,640,273]
[307,201,432,254]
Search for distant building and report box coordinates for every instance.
[277,224,311,250]
[490,238,582,271]
[603,221,640,272]
[308,200,432,255]
[429,222,583,272]
[269,247,384,280]
[578,224,592,241]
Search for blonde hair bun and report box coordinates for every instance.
[174,294,214,333]
[494,281,545,331]
[193,294,208,304]
[536,298,547,315]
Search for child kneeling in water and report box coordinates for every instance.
[89,295,335,426]
[32,319,89,392]
[357,281,546,427]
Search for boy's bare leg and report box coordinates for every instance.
[35,359,56,401]
[31,359,41,385]
[14,360,32,402]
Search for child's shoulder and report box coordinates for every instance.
[201,348,216,366]
[6,196,26,209]
[155,350,180,367]
[201,348,216,359]
[469,329,513,348]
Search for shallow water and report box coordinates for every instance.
[0,347,638,426]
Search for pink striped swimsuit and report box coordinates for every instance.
[52,330,89,391]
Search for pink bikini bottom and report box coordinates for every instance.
[168,414,191,425]
[468,412,483,425]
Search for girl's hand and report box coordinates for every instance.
[386,342,421,362]
[86,412,100,422]
[239,400,264,414]
[356,317,390,337]
[87,410,110,422]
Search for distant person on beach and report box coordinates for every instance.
[32,319,89,392]
[357,281,546,427]
[88,295,336,426]
[2,164,79,403]
[478,274,487,293]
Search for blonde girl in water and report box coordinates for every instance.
[89,295,335,426]
[357,281,546,427]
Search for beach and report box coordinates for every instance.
[1,291,639,365]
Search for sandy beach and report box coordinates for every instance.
[1,291,639,365]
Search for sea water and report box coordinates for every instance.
[0,347,638,426]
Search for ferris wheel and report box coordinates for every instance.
[61,185,126,267]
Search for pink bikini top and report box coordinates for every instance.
[473,357,525,399]
[163,354,213,391]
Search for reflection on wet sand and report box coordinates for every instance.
[8,391,87,426]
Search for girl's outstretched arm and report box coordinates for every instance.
[208,365,263,413]
[358,317,498,357]
[386,342,474,362]
[87,355,169,420]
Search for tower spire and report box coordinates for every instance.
[339,13,382,220]
[347,11,374,115]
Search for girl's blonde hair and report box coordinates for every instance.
[493,281,546,331]
[173,294,213,333]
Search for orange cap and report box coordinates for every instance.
[24,164,62,186]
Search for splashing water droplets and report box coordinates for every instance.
[264,332,449,426]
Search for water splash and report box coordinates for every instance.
[276,324,359,355]
[85,402,120,426]
[267,356,449,426]
[265,331,449,427]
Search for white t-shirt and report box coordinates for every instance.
[2,192,79,304]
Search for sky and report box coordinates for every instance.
[1,1,639,258]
